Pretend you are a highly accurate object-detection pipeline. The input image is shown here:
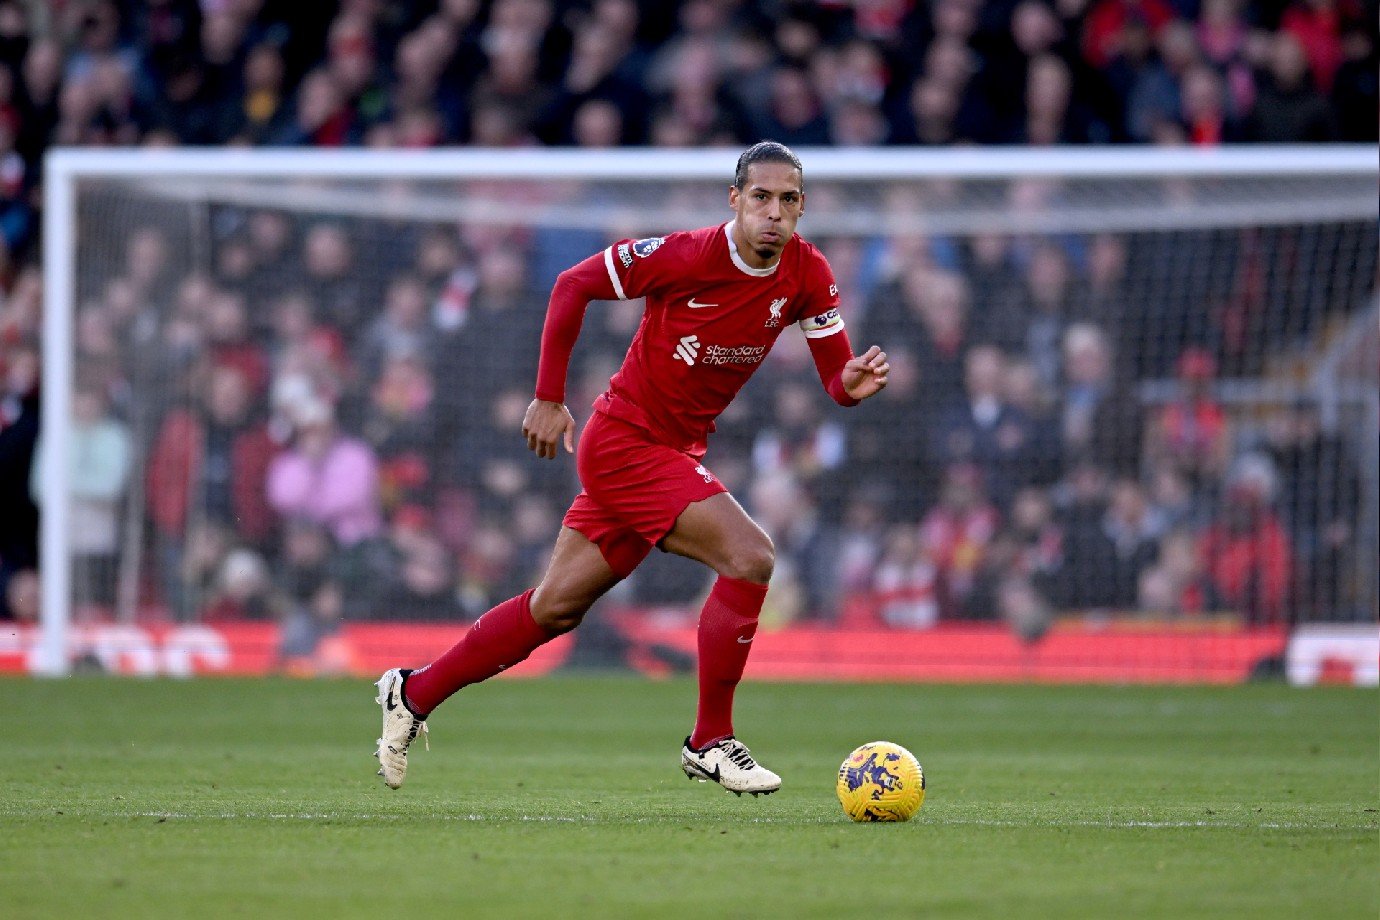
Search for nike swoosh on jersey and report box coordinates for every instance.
[687,298,719,308]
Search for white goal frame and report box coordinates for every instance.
[37,144,1379,675]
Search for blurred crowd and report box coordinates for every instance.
[0,0,1369,259]
[0,0,1375,650]
[1,203,1371,647]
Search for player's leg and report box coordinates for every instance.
[374,526,622,789]
[404,525,621,712]
[660,492,782,795]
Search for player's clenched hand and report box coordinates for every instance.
[523,399,576,459]
[842,345,889,401]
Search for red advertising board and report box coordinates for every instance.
[0,618,1288,684]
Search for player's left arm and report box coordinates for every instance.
[806,329,889,405]
[799,257,887,405]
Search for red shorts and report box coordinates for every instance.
[562,410,727,578]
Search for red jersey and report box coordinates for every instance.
[588,222,847,456]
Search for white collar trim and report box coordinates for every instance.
[723,221,779,277]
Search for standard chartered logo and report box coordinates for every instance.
[673,335,767,368]
[675,334,700,365]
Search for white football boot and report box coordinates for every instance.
[681,736,782,796]
[374,668,428,789]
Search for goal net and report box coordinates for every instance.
[28,146,1379,680]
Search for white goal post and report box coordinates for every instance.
[36,144,1379,676]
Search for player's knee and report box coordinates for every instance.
[720,537,774,585]
[530,588,589,634]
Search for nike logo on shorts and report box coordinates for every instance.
[737,634,754,644]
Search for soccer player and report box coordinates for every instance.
[375,141,890,795]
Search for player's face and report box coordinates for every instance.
[729,162,805,268]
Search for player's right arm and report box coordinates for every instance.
[525,235,680,459]
[525,251,616,459]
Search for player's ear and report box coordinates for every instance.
[728,184,740,210]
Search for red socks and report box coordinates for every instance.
[402,576,767,745]
[689,576,769,750]
[403,589,552,716]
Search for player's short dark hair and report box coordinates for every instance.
[734,141,803,190]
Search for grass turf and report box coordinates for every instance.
[0,676,1375,919]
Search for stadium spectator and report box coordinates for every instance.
[896,73,963,144]
[451,382,568,523]
[2,565,37,624]
[1102,477,1168,607]
[359,353,439,516]
[0,335,38,618]
[751,65,831,146]
[921,463,1000,613]
[844,344,932,521]
[275,519,345,661]
[17,38,63,166]
[229,43,288,144]
[1200,455,1293,623]
[206,289,270,396]
[748,470,838,622]
[1078,234,1132,337]
[871,523,942,629]
[1002,355,1063,487]
[1124,19,1204,143]
[751,378,847,493]
[1007,486,1067,608]
[1147,347,1231,492]
[1267,399,1362,620]
[1060,323,1144,476]
[963,233,1022,322]
[1279,0,1348,93]
[271,68,360,147]
[203,547,282,622]
[1331,20,1378,141]
[376,506,465,621]
[454,520,525,619]
[1244,31,1337,141]
[965,528,1056,641]
[935,345,1041,510]
[266,396,383,549]
[1178,64,1249,143]
[29,380,132,615]
[356,273,436,380]
[1004,243,1080,386]
[1137,527,1210,615]
[864,265,971,411]
[447,243,544,385]
[241,210,298,302]
[1083,0,1178,70]
[834,487,890,601]
[1056,459,1118,608]
[1147,460,1204,530]
[302,222,373,334]
[146,363,278,617]
[1018,54,1098,144]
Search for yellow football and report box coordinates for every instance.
[836,741,925,822]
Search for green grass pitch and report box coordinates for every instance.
[1,675,1375,918]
